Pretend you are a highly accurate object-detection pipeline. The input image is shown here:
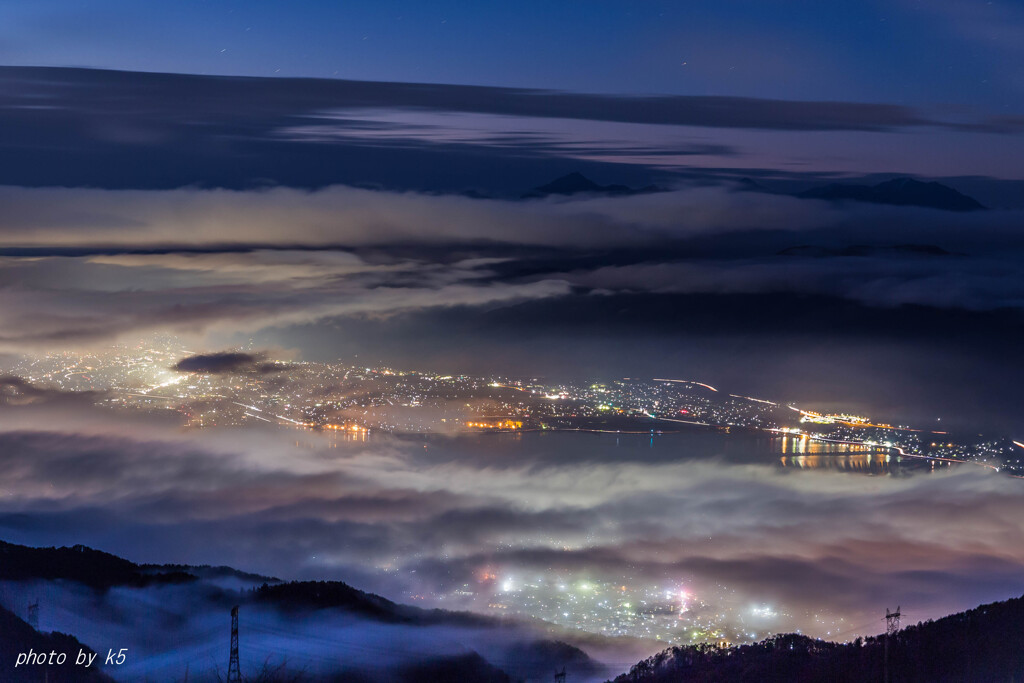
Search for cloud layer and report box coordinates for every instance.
[1,407,1023,647]
[1,182,1022,349]
[1,179,1022,436]
[2,66,1023,191]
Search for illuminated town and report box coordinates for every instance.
[4,339,1022,646]
[433,571,793,646]
[5,337,1021,481]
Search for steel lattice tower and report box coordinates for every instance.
[227,605,241,683]
[884,605,901,683]
[885,606,901,636]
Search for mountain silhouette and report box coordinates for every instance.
[398,651,511,683]
[0,604,112,682]
[523,172,664,198]
[735,177,772,193]
[0,540,196,590]
[251,579,497,626]
[0,540,603,682]
[777,243,955,258]
[611,593,1024,683]
[798,177,985,211]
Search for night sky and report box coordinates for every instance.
[2,0,1022,104]
[2,2,1024,681]
[2,1,1024,182]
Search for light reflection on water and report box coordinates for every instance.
[774,433,889,470]
[300,426,958,475]
[773,435,957,474]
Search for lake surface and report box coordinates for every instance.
[371,427,946,475]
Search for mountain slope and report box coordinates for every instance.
[610,594,1024,683]
[776,243,954,258]
[798,177,985,211]
[0,540,196,590]
[250,580,497,627]
[523,172,664,198]
[0,540,606,682]
[0,604,112,683]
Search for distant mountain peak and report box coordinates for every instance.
[535,172,605,194]
[798,176,986,211]
[523,172,665,198]
[556,171,592,183]
[736,177,769,192]
[777,243,955,258]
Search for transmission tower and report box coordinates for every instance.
[886,606,902,636]
[883,606,901,683]
[555,666,567,683]
[227,605,241,683]
[26,600,39,630]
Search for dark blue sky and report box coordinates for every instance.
[2,0,1022,110]
[3,0,1023,184]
